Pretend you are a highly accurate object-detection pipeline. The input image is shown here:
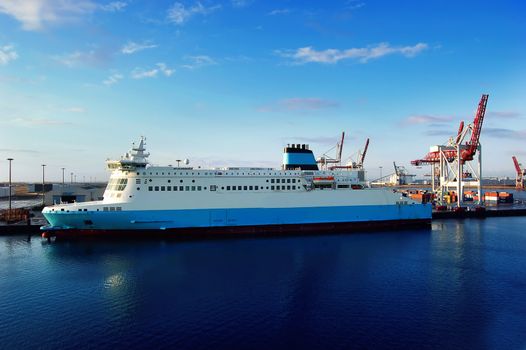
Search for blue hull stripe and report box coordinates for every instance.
[43,204,432,230]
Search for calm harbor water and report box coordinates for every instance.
[1,218,526,349]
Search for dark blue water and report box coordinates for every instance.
[1,218,526,349]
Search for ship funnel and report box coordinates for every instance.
[282,144,318,171]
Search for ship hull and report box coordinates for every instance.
[42,203,432,239]
[41,218,431,239]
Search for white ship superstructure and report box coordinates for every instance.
[42,137,431,237]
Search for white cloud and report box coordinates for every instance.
[0,0,125,30]
[231,0,253,8]
[402,114,455,125]
[0,0,97,30]
[258,98,340,112]
[53,50,98,67]
[278,42,429,64]
[268,9,290,15]
[7,117,72,127]
[121,41,158,55]
[167,1,221,25]
[0,45,17,65]
[131,63,174,79]
[100,1,127,12]
[103,73,123,86]
[66,106,85,113]
[182,55,216,69]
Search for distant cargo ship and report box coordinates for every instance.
[41,138,431,238]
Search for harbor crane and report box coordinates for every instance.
[411,94,489,206]
[512,156,525,190]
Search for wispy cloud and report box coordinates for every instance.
[103,73,123,86]
[0,0,97,30]
[402,114,455,125]
[268,9,291,16]
[53,49,111,68]
[121,41,158,54]
[0,148,41,154]
[345,0,365,10]
[131,63,175,79]
[277,42,429,64]
[100,1,127,12]
[5,118,72,127]
[231,0,253,8]
[182,55,216,69]
[483,128,526,139]
[0,45,17,65]
[258,98,340,112]
[65,106,85,113]
[487,111,522,119]
[167,2,221,25]
[0,0,126,30]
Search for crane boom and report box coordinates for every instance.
[512,156,522,175]
[338,132,345,162]
[455,121,464,144]
[359,138,369,166]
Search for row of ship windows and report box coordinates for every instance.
[135,171,302,177]
[145,185,300,192]
[135,178,300,185]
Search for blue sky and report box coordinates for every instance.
[0,0,525,182]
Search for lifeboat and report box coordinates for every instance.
[312,176,335,185]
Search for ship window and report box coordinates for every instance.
[266,179,269,182]
[84,209,87,211]
[232,186,236,191]
[210,185,217,191]
[287,185,291,190]
[192,180,195,183]
[155,186,159,191]
[149,179,152,182]
[110,207,115,211]
[161,186,165,191]
[255,186,259,190]
[137,187,140,191]
[249,186,253,190]
[282,186,286,190]
[174,186,178,191]
[238,186,242,190]
[271,179,275,183]
[136,179,141,184]
[167,186,171,191]
[185,186,190,191]
[180,180,183,183]
[103,207,108,211]
[287,179,291,183]
[179,186,183,191]
[148,186,153,191]
[198,186,202,191]
[227,186,231,190]
[292,186,296,190]
[162,173,164,175]
[78,209,82,211]
[244,186,248,190]
[221,187,225,190]
[204,187,207,190]
[156,172,158,175]
[271,186,275,190]
[116,207,122,211]
[168,180,171,183]
[191,186,196,191]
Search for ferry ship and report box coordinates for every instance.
[41,138,431,238]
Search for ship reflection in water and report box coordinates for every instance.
[1,218,526,349]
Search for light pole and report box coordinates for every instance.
[379,166,383,182]
[62,167,65,186]
[41,164,46,206]
[70,172,73,184]
[7,158,13,211]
